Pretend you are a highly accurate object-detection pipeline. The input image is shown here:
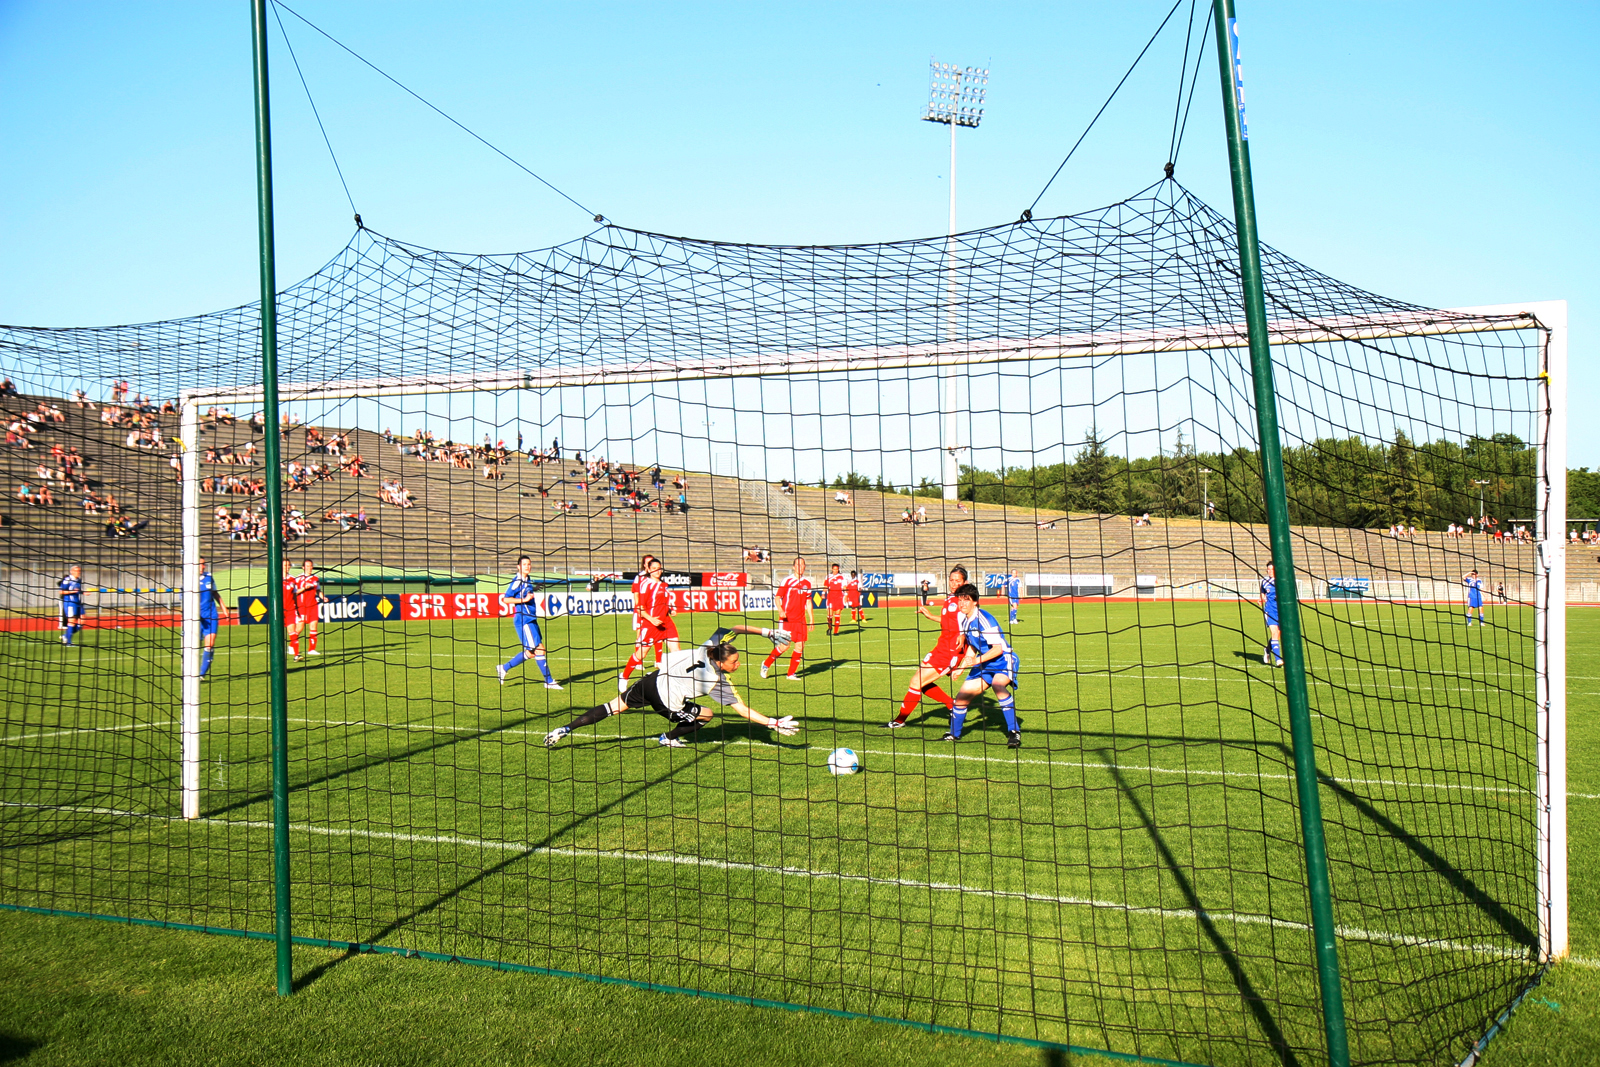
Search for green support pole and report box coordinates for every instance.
[1210,5,1350,1065]
[249,0,295,998]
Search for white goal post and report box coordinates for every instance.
[175,300,1567,959]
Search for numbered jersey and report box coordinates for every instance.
[293,572,320,615]
[777,575,812,622]
[824,572,846,607]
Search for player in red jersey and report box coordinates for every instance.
[762,556,813,680]
[886,565,972,728]
[847,569,864,622]
[280,573,302,661]
[619,555,661,689]
[824,563,846,635]
[291,559,325,658]
[639,557,681,655]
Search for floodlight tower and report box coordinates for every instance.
[924,60,987,501]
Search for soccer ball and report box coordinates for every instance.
[826,747,860,775]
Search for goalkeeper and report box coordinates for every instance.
[544,625,798,749]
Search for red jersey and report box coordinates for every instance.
[293,572,320,614]
[281,577,298,621]
[846,576,861,606]
[639,577,671,628]
[777,574,812,623]
[630,572,650,629]
[824,572,846,608]
[935,593,964,647]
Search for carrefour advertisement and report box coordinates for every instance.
[240,587,777,624]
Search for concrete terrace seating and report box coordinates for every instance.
[0,391,1554,595]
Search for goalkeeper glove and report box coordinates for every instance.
[768,715,799,736]
[763,626,792,650]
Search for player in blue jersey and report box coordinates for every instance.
[1463,568,1486,626]
[1259,563,1282,666]
[1006,569,1023,625]
[497,555,562,689]
[198,559,226,678]
[58,564,83,646]
[943,584,1023,748]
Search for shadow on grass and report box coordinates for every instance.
[293,744,719,992]
[1104,754,1304,1067]
[0,1034,41,1063]
[201,710,544,820]
[1319,774,1537,951]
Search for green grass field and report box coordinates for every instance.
[2,596,1589,1066]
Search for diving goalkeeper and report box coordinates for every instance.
[544,625,798,749]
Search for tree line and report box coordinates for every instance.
[833,430,1548,530]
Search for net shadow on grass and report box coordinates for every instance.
[290,745,721,992]
[1104,756,1306,1067]
[199,711,545,820]
[1318,774,1537,950]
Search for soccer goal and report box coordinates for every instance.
[0,180,1566,1066]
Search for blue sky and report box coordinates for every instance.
[2,1,1595,463]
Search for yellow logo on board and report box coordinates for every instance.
[376,596,394,618]
[248,598,267,622]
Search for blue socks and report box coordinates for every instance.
[535,655,554,684]
[949,707,967,738]
[503,650,527,673]
[63,625,77,646]
[999,695,1018,732]
[201,648,214,677]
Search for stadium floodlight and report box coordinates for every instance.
[1475,478,1491,523]
[924,60,988,500]
[1199,467,1214,517]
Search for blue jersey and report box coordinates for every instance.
[59,575,83,612]
[199,573,219,619]
[963,608,1020,683]
[1465,576,1484,606]
[1260,577,1279,623]
[1006,576,1022,601]
[963,609,1012,657]
[504,576,540,621]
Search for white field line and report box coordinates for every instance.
[0,797,1571,970]
[0,720,180,743]
[8,711,1587,801]
[6,640,1543,683]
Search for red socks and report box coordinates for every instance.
[763,648,781,670]
[787,651,802,678]
[622,652,642,680]
[895,683,955,723]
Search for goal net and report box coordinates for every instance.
[0,181,1564,1066]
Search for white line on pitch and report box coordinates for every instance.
[196,714,1549,800]
[0,798,1564,970]
[0,720,180,743]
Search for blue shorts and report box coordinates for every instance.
[1468,597,1482,609]
[514,617,544,650]
[61,604,82,621]
[968,652,1020,687]
[1263,609,1279,627]
[200,615,219,638]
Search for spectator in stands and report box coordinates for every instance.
[1,378,17,396]
[72,389,88,407]
[900,507,913,523]
[834,489,851,505]
[779,479,795,495]
[16,483,38,506]
[914,504,928,524]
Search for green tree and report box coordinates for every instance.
[1068,428,1124,514]
[1382,430,1425,524]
